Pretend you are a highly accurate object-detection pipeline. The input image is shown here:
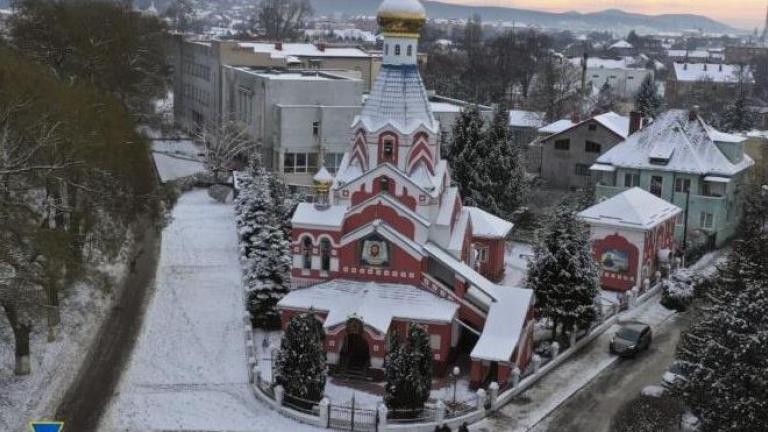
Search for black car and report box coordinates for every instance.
[610,322,652,356]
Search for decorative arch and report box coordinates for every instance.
[378,131,399,166]
[350,129,369,171]
[407,134,435,175]
[301,235,313,270]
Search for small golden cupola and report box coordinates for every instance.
[312,166,334,210]
[377,0,427,36]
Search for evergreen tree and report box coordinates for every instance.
[634,75,662,119]
[720,90,754,132]
[275,313,327,403]
[526,204,600,339]
[596,81,616,113]
[246,221,292,328]
[446,105,483,166]
[671,187,768,431]
[384,326,433,416]
[234,169,273,258]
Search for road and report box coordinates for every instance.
[530,310,693,432]
[54,220,161,431]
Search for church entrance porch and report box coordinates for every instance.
[340,332,371,373]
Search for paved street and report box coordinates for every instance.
[530,310,693,432]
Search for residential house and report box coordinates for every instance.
[509,110,545,147]
[538,112,631,190]
[608,40,637,57]
[592,108,754,248]
[570,57,654,99]
[666,63,752,108]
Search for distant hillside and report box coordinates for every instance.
[310,0,739,34]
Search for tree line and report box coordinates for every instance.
[0,0,168,375]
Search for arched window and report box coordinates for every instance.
[395,45,401,56]
[407,45,413,56]
[380,177,390,193]
[320,238,332,271]
[302,237,312,270]
[382,139,394,161]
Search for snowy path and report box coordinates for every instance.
[102,190,316,431]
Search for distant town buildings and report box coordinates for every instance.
[570,56,654,99]
[666,63,752,107]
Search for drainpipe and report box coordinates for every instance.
[682,188,691,267]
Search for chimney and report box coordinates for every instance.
[689,105,700,121]
[274,42,283,51]
[629,111,643,135]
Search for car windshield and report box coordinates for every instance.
[616,327,642,341]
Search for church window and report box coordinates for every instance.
[320,238,332,271]
[382,139,394,161]
[395,45,401,56]
[407,45,413,56]
[380,177,390,193]
[302,237,313,269]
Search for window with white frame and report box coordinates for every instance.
[429,334,441,350]
[284,152,319,173]
[475,245,489,263]
[624,173,640,187]
[699,212,714,229]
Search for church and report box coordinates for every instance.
[277,0,535,389]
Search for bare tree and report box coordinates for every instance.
[257,0,313,41]
[197,121,251,182]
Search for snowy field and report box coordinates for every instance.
[101,190,317,431]
[151,139,206,183]
[0,258,127,431]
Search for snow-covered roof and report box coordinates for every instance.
[609,40,633,49]
[539,119,575,135]
[545,112,629,141]
[292,203,347,229]
[358,64,437,134]
[466,207,513,239]
[430,102,463,113]
[672,63,751,83]
[568,56,647,71]
[595,109,754,176]
[313,166,334,183]
[578,187,682,230]
[237,42,371,59]
[277,279,458,333]
[470,286,533,362]
[666,49,710,59]
[509,110,545,128]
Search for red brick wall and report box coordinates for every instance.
[337,241,424,284]
[350,180,418,210]
[342,203,416,239]
[473,238,506,282]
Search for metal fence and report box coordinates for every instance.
[386,406,438,424]
[329,404,378,431]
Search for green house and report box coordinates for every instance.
[591,109,754,248]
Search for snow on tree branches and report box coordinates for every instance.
[526,204,600,339]
[634,75,662,119]
[384,325,433,416]
[275,312,326,403]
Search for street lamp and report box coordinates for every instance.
[452,366,460,405]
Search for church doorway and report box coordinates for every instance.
[340,319,370,372]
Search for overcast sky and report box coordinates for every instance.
[437,0,766,29]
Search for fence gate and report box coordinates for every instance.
[329,404,377,432]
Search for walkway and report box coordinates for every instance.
[101,190,315,431]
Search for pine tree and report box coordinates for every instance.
[246,220,292,328]
[275,313,327,403]
[720,90,754,133]
[447,105,484,189]
[526,204,600,339]
[409,325,433,406]
[671,188,768,431]
[384,326,433,416]
[596,81,616,112]
[234,168,273,258]
[634,75,662,119]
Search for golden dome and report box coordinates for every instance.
[377,0,427,35]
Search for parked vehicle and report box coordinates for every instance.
[662,362,687,388]
[610,322,652,356]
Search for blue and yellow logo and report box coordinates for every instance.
[29,421,64,432]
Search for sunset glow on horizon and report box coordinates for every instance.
[435,0,767,29]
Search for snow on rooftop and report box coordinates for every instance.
[292,202,347,229]
[578,187,682,230]
[509,110,545,128]
[466,207,513,239]
[430,101,463,113]
[594,111,630,138]
[568,56,646,70]
[278,279,458,333]
[609,40,633,49]
[238,42,371,59]
[596,109,753,176]
[470,286,533,362]
[539,119,575,135]
[673,63,751,83]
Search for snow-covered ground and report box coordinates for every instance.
[476,297,678,432]
[503,242,534,287]
[0,257,127,431]
[101,190,317,431]
[151,139,206,183]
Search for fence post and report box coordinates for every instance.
[247,357,256,382]
[274,385,285,407]
[512,367,521,387]
[489,382,499,407]
[377,403,388,430]
[551,341,560,358]
[319,397,330,428]
[532,354,542,374]
[436,400,446,424]
[255,368,261,388]
[569,327,576,348]
[476,389,486,414]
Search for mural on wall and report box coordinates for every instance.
[361,235,390,267]
[600,249,630,274]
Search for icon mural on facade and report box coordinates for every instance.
[361,236,389,267]
[600,249,630,274]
